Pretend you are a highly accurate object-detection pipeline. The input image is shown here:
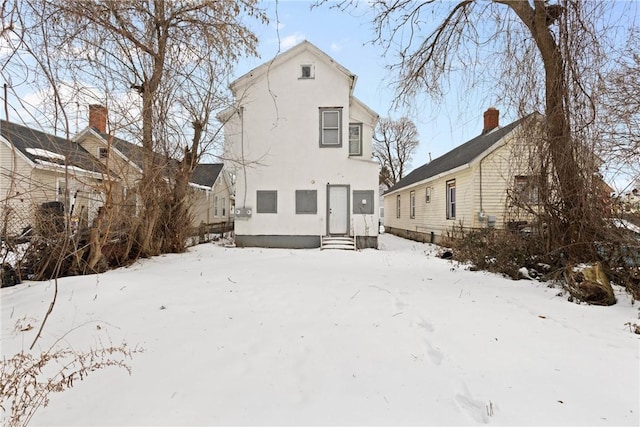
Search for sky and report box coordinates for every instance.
[232,1,638,191]
[2,233,638,425]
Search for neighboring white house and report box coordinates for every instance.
[0,119,110,237]
[383,108,540,244]
[220,40,380,248]
[75,105,232,229]
[190,163,233,229]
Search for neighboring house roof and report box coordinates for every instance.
[191,163,224,188]
[76,126,224,189]
[0,119,107,175]
[230,40,357,96]
[386,115,530,194]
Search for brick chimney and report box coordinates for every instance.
[89,104,107,133]
[483,107,499,134]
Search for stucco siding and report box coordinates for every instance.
[225,42,379,244]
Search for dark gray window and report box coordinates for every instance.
[319,107,342,147]
[256,190,277,213]
[301,64,313,79]
[296,190,317,214]
[353,190,374,214]
[349,123,362,156]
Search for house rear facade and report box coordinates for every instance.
[221,41,380,249]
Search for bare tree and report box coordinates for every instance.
[328,0,632,261]
[373,117,419,187]
[24,0,267,257]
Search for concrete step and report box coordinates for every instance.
[321,236,356,250]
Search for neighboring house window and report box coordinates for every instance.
[98,147,108,159]
[319,107,342,147]
[425,187,431,203]
[296,190,317,214]
[256,190,277,213]
[353,190,374,214]
[349,123,362,156]
[57,179,66,197]
[214,196,218,216]
[396,194,401,218]
[446,180,456,219]
[222,197,226,217]
[300,64,314,79]
[514,175,539,204]
[410,191,416,219]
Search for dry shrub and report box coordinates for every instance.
[443,226,549,280]
[0,343,141,427]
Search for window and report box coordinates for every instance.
[349,123,362,156]
[222,197,226,217]
[446,180,456,219]
[57,179,66,197]
[396,194,401,218]
[425,187,431,203]
[300,64,313,79]
[256,190,277,213]
[353,190,374,214]
[98,147,108,159]
[410,191,416,219]
[514,176,539,204]
[319,108,342,147]
[296,190,317,214]
[214,196,218,217]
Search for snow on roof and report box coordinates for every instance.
[25,147,66,161]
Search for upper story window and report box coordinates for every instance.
[300,64,314,79]
[349,123,362,156]
[319,107,342,147]
[98,147,108,159]
[425,187,432,203]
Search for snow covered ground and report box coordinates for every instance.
[2,233,639,426]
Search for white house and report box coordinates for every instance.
[221,41,380,249]
[383,108,539,244]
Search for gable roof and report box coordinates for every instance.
[77,126,225,189]
[191,163,224,188]
[0,119,107,175]
[230,40,357,95]
[386,115,530,194]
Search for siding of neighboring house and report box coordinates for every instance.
[223,41,379,248]
[384,113,539,244]
[1,141,34,234]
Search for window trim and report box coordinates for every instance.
[319,107,343,147]
[348,123,363,156]
[300,64,314,79]
[256,190,278,214]
[410,190,416,219]
[396,194,401,218]
[446,180,456,219]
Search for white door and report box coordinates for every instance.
[328,186,348,235]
